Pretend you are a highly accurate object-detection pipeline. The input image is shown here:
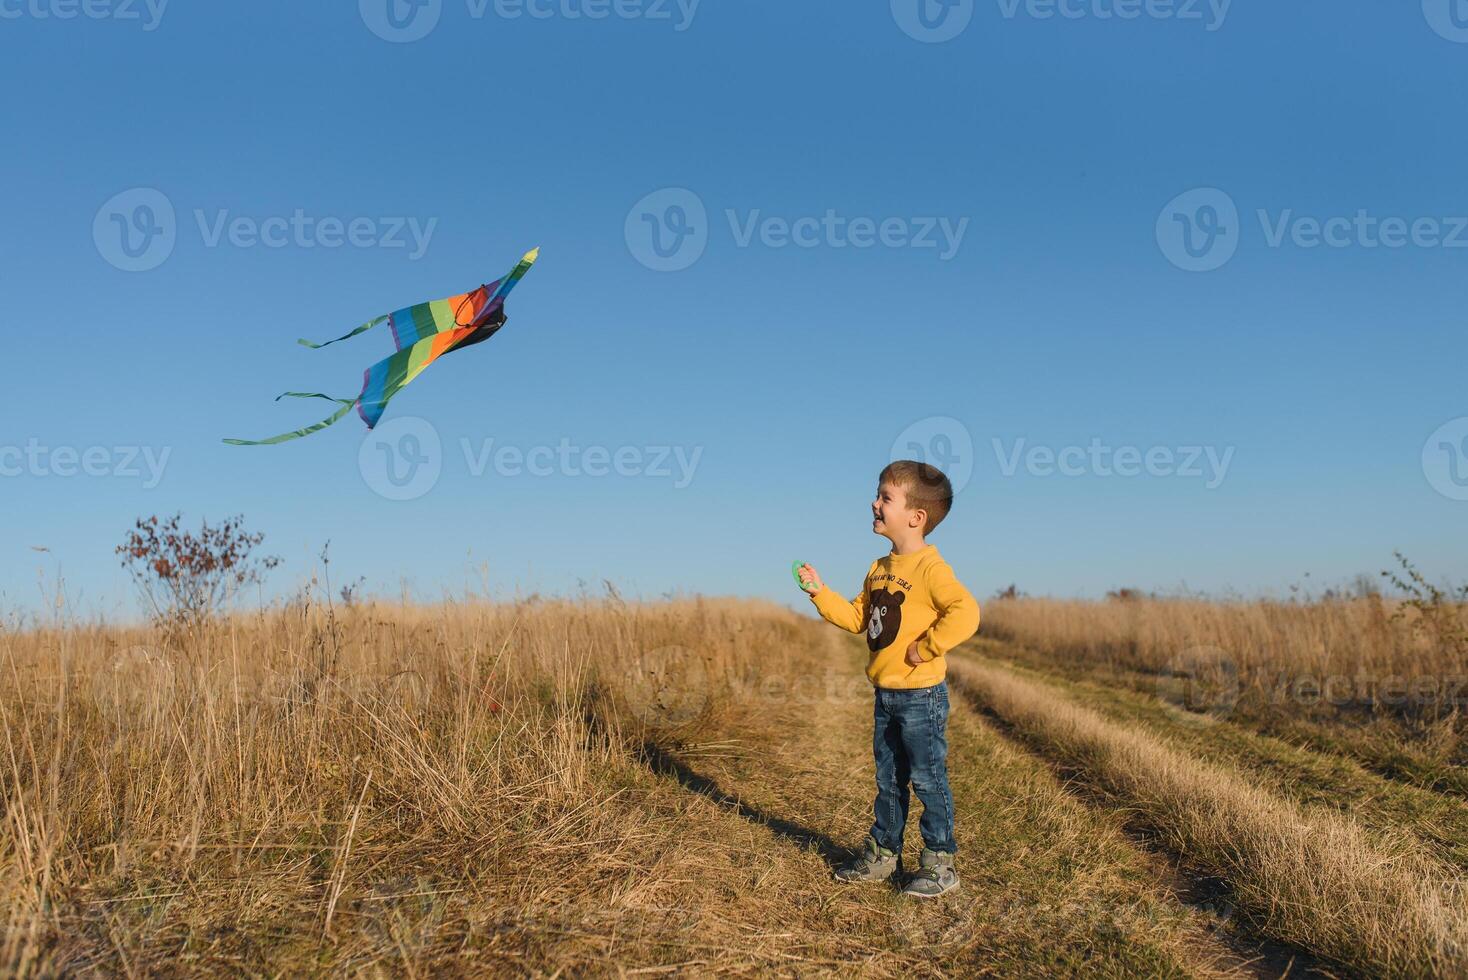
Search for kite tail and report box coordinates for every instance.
[222,392,359,446]
[297,314,389,350]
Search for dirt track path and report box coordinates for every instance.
[632,629,1259,977]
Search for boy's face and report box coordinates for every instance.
[872,480,924,539]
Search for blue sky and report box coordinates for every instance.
[2,0,1466,619]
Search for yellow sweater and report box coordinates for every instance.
[810,544,981,689]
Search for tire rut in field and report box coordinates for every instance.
[945,653,1466,977]
[938,674,1296,980]
[946,668,1335,980]
[984,650,1468,872]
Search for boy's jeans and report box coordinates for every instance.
[870,681,956,855]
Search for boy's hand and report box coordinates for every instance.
[796,563,824,594]
[905,640,925,666]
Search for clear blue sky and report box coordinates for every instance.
[3,1,1466,619]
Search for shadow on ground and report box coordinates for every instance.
[637,740,856,873]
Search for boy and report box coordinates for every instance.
[795,460,980,898]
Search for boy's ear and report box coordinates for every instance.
[909,508,927,529]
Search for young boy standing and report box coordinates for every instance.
[795,460,980,898]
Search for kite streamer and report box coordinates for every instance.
[225,247,538,445]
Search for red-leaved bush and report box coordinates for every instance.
[117,514,280,627]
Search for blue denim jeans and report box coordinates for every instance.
[870,681,956,854]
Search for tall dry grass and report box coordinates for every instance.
[0,596,801,975]
[983,596,1467,737]
[7,590,1466,975]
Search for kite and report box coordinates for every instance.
[225,247,539,445]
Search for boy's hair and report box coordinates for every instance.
[880,460,954,534]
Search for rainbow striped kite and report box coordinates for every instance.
[226,248,539,445]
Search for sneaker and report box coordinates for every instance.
[833,837,899,883]
[902,848,959,898]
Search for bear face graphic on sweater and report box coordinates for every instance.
[865,588,905,652]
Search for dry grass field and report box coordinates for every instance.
[2,591,1465,976]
